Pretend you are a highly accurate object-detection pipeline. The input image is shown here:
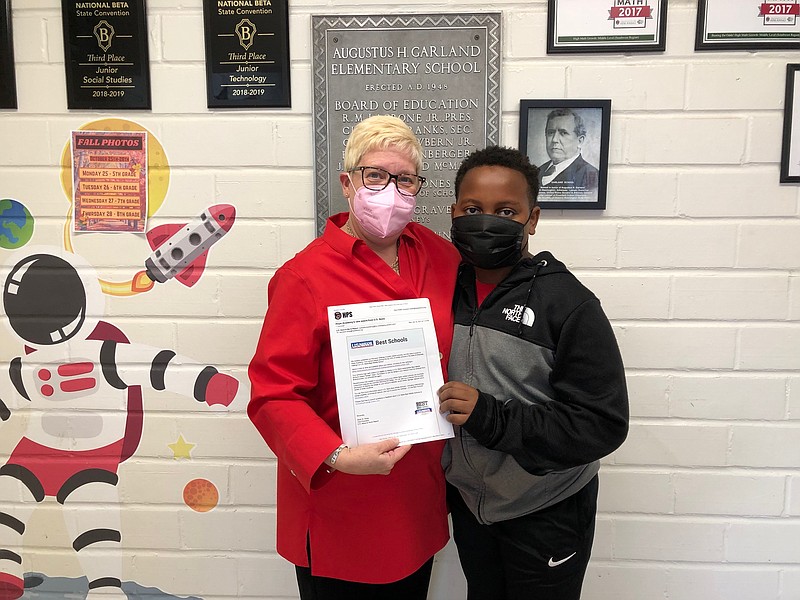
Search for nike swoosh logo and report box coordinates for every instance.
[548,552,577,567]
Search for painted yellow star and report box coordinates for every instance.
[168,434,196,460]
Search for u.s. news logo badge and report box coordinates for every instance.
[350,340,374,349]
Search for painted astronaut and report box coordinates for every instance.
[0,249,238,599]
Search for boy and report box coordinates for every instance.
[438,146,629,600]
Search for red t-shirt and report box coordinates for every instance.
[475,279,496,306]
[248,213,460,583]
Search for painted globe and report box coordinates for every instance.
[0,198,34,249]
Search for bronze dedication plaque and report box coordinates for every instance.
[312,14,501,237]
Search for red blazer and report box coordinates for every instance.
[248,213,460,583]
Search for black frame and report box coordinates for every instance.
[781,64,800,183]
[519,99,611,210]
[547,0,667,54]
[201,0,291,108]
[61,0,151,109]
[696,0,800,51]
[0,0,16,109]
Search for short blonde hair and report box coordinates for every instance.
[343,115,423,173]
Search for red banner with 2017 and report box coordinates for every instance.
[760,3,800,15]
[609,6,653,19]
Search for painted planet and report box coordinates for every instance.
[183,478,219,512]
[0,198,34,249]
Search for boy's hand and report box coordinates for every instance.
[438,381,480,426]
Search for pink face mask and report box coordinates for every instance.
[349,177,417,239]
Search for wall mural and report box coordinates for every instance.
[0,119,241,600]
[0,200,34,251]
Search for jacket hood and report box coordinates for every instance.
[458,250,569,290]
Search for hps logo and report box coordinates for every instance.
[334,311,353,320]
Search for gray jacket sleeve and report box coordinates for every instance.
[462,299,629,475]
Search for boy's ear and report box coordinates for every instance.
[526,206,541,237]
[450,203,457,222]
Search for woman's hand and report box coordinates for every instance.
[438,381,480,426]
[330,438,412,475]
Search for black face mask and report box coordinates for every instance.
[450,214,526,270]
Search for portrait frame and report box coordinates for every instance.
[519,99,611,210]
[696,0,800,51]
[547,0,668,54]
[780,64,800,183]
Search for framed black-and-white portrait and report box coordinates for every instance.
[781,64,800,183]
[547,0,668,54]
[696,0,800,51]
[519,99,611,210]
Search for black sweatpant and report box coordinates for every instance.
[448,476,598,600]
[295,558,433,600]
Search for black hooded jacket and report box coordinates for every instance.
[443,251,629,524]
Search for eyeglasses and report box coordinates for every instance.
[350,166,426,197]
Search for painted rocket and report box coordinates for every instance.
[143,204,235,288]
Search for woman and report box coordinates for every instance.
[248,115,461,599]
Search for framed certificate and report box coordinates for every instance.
[547,0,667,54]
[0,0,16,109]
[781,64,800,183]
[519,99,611,210]
[696,0,800,50]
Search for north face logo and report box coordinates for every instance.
[502,304,534,327]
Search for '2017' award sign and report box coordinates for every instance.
[61,0,151,109]
[547,0,668,53]
[696,0,800,50]
[203,0,291,108]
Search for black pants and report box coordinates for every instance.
[295,558,433,600]
[448,476,598,600]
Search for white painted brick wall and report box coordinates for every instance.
[669,375,788,419]
[2,0,800,598]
